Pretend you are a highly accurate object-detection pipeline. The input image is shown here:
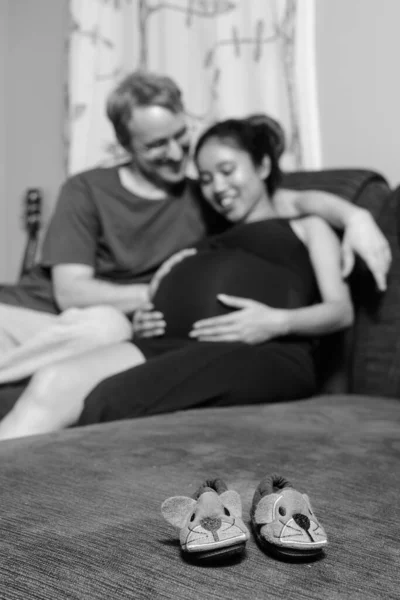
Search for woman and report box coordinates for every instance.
[0,116,353,439]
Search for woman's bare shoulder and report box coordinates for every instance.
[273,188,301,217]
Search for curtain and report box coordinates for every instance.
[66,0,321,176]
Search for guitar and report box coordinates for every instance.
[20,188,42,279]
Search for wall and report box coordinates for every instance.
[0,0,10,280]
[316,0,400,186]
[0,0,67,282]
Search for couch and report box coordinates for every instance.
[0,169,399,600]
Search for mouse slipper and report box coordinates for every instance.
[161,478,250,561]
[250,474,328,559]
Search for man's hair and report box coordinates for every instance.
[106,70,184,152]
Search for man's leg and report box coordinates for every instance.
[0,306,132,383]
[0,341,145,440]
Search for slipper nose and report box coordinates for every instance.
[201,516,222,531]
[293,513,310,531]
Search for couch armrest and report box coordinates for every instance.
[352,184,400,397]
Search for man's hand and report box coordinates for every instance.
[149,248,197,300]
[189,294,287,344]
[134,248,197,338]
[132,302,166,338]
[341,211,391,291]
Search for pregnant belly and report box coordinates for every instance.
[153,249,307,338]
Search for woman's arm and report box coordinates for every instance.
[281,216,354,336]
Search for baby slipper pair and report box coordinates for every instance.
[161,474,327,562]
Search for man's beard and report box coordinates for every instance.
[138,159,188,194]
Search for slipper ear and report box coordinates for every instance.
[220,490,243,518]
[161,496,197,529]
[253,493,281,524]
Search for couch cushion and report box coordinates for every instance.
[0,394,398,600]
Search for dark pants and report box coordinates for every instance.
[79,340,316,425]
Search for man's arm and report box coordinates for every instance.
[42,174,149,313]
[276,189,391,291]
[279,189,368,227]
[52,264,148,313]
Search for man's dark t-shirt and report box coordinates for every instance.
[0,166,221,314]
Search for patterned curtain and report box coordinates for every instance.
[66,0,320,175]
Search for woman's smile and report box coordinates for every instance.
[214,192,238,211]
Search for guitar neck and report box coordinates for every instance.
[20,236,39,278]
[20,188,42,278]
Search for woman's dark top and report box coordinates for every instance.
[78,218,321,426]
[151,218,319,340]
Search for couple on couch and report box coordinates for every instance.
[0,71,391,440]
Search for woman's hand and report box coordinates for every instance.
[132,302,166,338]
[189,294,287,344]
[149,248,197,300]
[341,211,391,291]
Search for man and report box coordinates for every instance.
[0,70,209,373]
[0,70,391,381]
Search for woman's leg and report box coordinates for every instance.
[0,342,145,440]
[79,340,316,425]
[0,306,132,384]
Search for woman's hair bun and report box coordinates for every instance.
[245,114,286,159]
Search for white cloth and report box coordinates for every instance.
[0,304,132,383]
